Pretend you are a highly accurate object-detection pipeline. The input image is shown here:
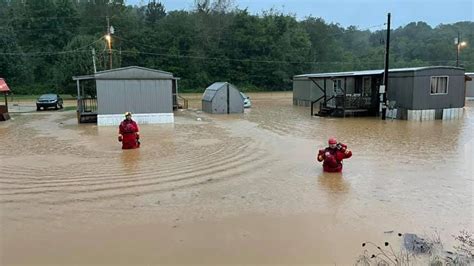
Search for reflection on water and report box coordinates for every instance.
[121,149,141,174]
[317,172,349,194]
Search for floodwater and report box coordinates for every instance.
[0,92,473,265]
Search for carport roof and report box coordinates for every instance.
[202,82,232,102]
[294,66,465,79]
[73,66,178,81]
[0,78,10,93]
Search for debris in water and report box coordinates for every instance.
[403,233,432,254]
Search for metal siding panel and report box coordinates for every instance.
[413,69,465,109]
[124,80,140,114]
[309,79,324,101]
[293,79,311,101]
[98,80,126,114]
[229,86,244,113]
[160,79,173,113]
[214,88,226,113]
[139,80,156,113]
[96,80,106,115]
[389,76,414,109]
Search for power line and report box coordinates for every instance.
[0,25,106,33]
[0,36,105,56]
[0,45,464,66]
[0,15,110,21]
[116,49,464,65]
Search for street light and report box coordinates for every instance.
[105,34,112,69]
[105,34,111,48]
[455,34,468,67]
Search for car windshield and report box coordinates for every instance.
[39,94,56,100]
[240,92,247,99]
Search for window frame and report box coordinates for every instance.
[430,76,449,95]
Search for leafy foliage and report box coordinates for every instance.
[0,0,472,94]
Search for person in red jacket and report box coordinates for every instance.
[118,112,140,149]
[317,137,352,172]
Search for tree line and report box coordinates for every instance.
[0,0,472,94]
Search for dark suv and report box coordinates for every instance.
[36,94,63,111]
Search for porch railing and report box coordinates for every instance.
[178,95,188,109]
[77,98,97,113]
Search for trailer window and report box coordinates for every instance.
[333,79,342,92]
[430,76,448,95]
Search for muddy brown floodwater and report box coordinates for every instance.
[1,92,473,265]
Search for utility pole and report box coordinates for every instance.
[92,48,97,73]
[456,32,460,67]
[381,13,391,120]
[454,32,467,67]
[106,16,112,69]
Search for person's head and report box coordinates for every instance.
[125,112,132,120]
[328,137,337,149]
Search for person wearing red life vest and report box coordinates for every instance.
[118,112,140,149]
[317,137,352,172]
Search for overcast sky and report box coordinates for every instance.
[127,0,473,30]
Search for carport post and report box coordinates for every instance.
[4,93,8,112]
[76,80,81,113]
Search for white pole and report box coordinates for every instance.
[92,48,97,73]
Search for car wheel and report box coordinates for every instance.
[36,106,40,111]
[59,104,63,109]
[55,104,59,110]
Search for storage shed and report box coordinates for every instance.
[73,66,179,125]
[293,66,466,121]
[202,82,244,114]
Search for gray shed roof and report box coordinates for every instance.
[294,66,464,79]
[202,82,234,102]
[73,66,176,81]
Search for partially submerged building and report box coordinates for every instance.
[202,82,244,114]
[293,66,466,121]
[73,66,181,125]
